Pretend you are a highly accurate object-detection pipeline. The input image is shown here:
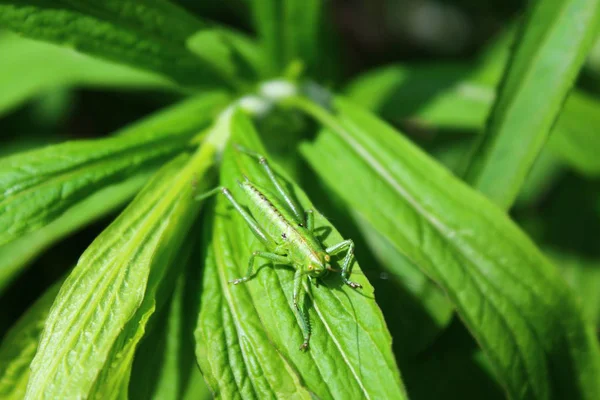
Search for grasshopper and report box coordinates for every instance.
[197,146,361,351]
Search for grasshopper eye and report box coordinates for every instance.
[324,254,330,262]
[307,264,314,271]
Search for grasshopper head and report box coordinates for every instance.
[307,253,332,278]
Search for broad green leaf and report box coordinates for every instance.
[250,0,323,75]
[297,96,600,399]
[25,136,220,398]
[0,92,228,246]
[0,170,151,294]
[0,279,62,400]
[0,0,229,88]
[195,111,406,399]
[0,31,172,117]
[463,0,600,208]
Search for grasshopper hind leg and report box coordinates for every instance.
[293,269,311,351]
[230,251,289,284]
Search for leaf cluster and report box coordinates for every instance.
[1,0,600,399]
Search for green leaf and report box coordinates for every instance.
[25,136,220,398]
[345,64,600,178]
[296,96,600,399]
[0,170,151,294]
[186,29,264,84]
[0,0,229,88]
[195,111,407,399]
[250,0,323,75]
[0,31,172,117]
[0,92,228,247]
[345,63,487,130]
[251,0,283,74]
[0,279,62,400]
[463,0,600,208]
[90,232,194,398]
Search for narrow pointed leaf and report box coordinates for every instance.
[0,92,228,247]
[0,280,62,400]
[25,138,220,398]
[250,0,323,75]
[463,0,600,208]
[195,111,406,399]
[0,0,229,87]
[297,96,600,399]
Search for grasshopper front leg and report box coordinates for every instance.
[325,239,362,289]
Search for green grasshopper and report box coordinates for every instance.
[197,146,361,351]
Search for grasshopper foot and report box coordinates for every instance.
[345,280,362,289]
[299,341,310,351]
